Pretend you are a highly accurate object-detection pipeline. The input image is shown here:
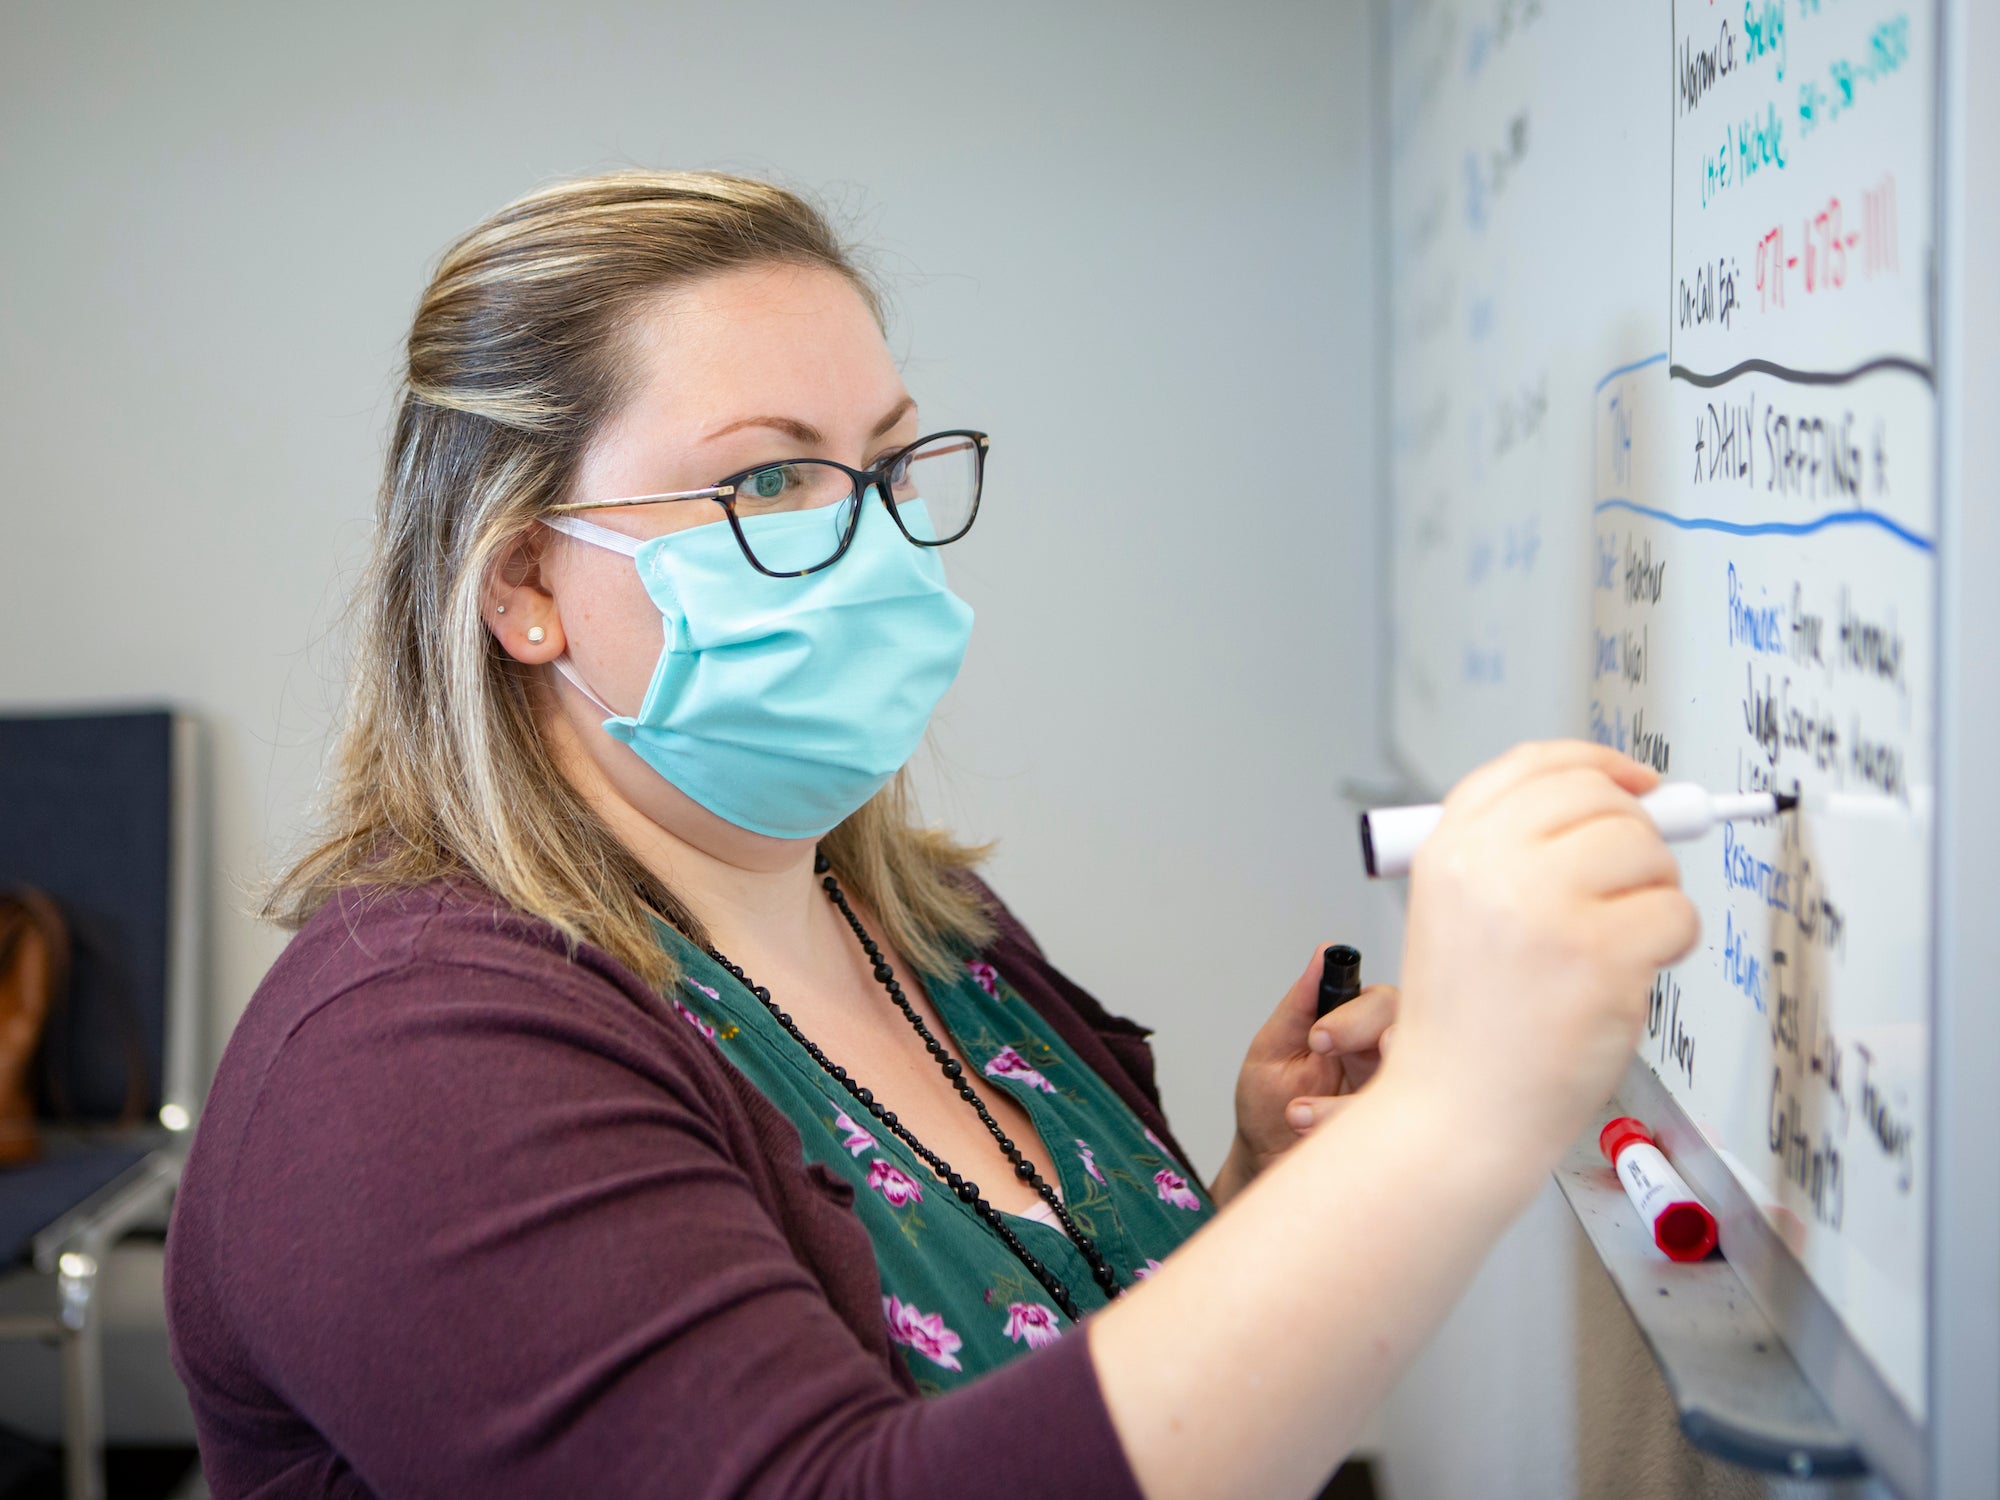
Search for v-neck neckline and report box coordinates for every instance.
[649,915,1084,1231]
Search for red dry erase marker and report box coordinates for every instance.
[1599,1117,1718,1262]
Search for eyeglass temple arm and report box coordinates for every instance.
[546,484,736,514]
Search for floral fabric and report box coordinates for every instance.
[653,922,1218,1395]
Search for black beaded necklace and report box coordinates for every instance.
[701,852,1123,1322]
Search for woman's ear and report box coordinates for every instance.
[483,528,567,664]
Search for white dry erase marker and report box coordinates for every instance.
[1359,782,1798,878]
[1599,1116,1718,1262]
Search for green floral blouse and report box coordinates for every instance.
[653,920,1219,1395]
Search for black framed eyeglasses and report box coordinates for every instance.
[545,429,989,578]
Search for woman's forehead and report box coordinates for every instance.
[617,263,908,441]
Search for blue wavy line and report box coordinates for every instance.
[1593,498,1935,553]
[1593,352,1669,393]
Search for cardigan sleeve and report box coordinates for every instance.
[173,946,1147,1500]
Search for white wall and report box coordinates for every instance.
[0,0,1383,1169]
[0,0,1388,1450]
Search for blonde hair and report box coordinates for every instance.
[267,170,993,987]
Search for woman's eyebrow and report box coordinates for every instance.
[868,396,917,438]
[703,396,916,448]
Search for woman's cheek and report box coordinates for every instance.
[556,552,666,717]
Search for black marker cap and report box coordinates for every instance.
[1317,944,1363,1021]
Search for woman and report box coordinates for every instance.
[164,171,1697,1499]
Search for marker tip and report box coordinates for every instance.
[1773,791,1799,814]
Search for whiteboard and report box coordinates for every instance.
[1386,0,1937,1462]
[1387,0,1664,793]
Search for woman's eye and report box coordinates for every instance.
[747,467,792,500]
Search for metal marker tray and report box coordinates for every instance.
[1553,1102,1867,1480]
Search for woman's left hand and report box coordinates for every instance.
[1211,947,1400,1203]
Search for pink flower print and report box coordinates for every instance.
[966,960,1002,998]
[834,1110,877,1158]
[1143,1126,1183,1165]
[983,1045,1057,1094]
[883,1295,963,1371]
[1075,1138,1106,1184]
[685,979,721,1001]
[867,1159,925,1207]
[1154,1168,1201,1211]
[672,999,717,1042]
[1133,1258,1165,1280]
[1002,1301,1063,1349]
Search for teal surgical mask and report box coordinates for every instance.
[541,499,974,840]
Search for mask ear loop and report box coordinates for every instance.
[537,515,637,716]
[550,653,618,717]
[541,513,643,556]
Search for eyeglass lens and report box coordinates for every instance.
[726,433,982,573]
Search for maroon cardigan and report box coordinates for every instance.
[165,878,1188,1499]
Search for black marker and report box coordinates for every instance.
[1316,944,1363,1021]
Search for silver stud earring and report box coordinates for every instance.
[495,605,506,615]
[527,626,545,644]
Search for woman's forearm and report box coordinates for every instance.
[1088,1070,1546,1500]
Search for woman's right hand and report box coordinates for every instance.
[1388,740,1701,1165]
[1094,742,1702,1500]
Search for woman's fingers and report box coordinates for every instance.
[1263,947,1390,1050]
[1594,885,1703,972]
[1393,740,1696,1164]
[1442,740,1661,821]
[1482,766,1658,853]
[1285,1095,1358,1134]
[1286,944,1343,1024]
[1308,984,1398,1056]
[1426,766,1679,907]
[1248,944,1363,1058]
[1547,812,1682,898]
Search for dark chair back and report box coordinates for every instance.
[0,710,182,1124]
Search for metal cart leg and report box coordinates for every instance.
[57,1250,105,1500]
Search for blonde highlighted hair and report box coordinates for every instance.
[266,170,993,986]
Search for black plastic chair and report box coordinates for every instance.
[0,709,204,1500]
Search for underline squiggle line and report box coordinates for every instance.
[1592,497,1935,553]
